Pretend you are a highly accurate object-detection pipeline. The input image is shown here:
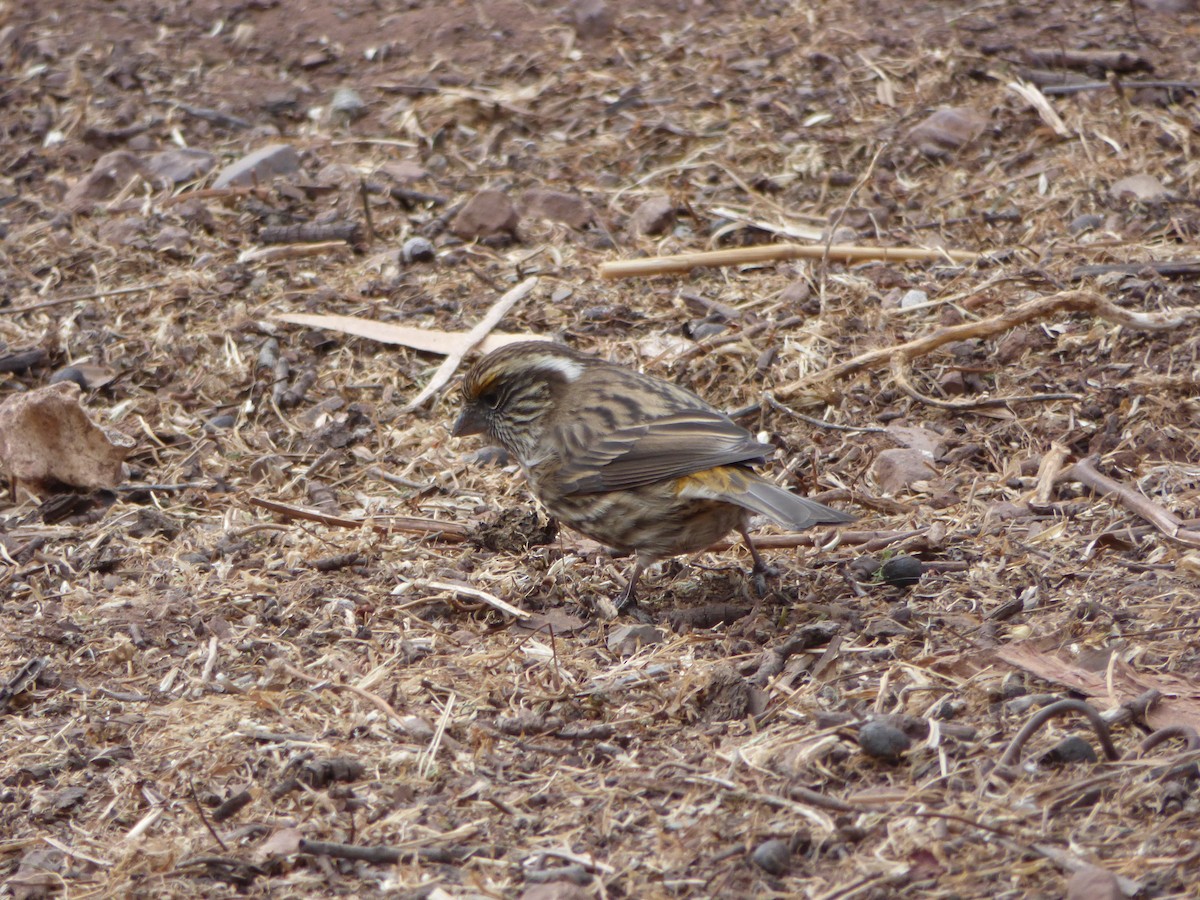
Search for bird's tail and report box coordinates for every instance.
[681,467,854,530]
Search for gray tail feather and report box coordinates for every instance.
[735,478,855,530]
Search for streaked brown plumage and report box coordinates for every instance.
[453,341,853,609]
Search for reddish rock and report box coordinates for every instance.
[907,107,987,158]
[570,0,614,39]
[628,194,675,236]
[64,151,147,212]
[451,189,520,240]
[872,448,937,494]
[523,188,595,229]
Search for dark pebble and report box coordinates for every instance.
[49,366,89,389]
[858,720,911,760]
[1042,735,1097,765]
[750,838,791,876]
[880,555,924,587]
[847,555,881,581]
[401,236,435,263]
[206,414,237,431]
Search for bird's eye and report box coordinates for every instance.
[479,389,502,409]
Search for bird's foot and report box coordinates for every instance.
[751,560,782,599]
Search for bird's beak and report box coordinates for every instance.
[451,405,487,437]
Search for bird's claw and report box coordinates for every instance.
[751,561,781,598]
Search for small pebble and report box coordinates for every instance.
[48,367,89,389]
[1041,735,1097,765]
[858,719,911,761]
[330,87,367,121]
[401,236,435,263]
[206,414,237,431]
[750,838,791,876]
[1068,213,1104,236]
[880,556,924,588]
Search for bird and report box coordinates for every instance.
[452,341,853,610]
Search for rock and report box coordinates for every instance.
[523,188,595,229]
[570,0,614,39]
[97,216,149,248]
[899,289,928,309]
[871,447,937,494]
[64,150,146,212]
[1042,735,1098,765]
[451,189,519,241]
[607,624,663,653]
[378,160,429,183]
[145,148,216,186]
[152,225,191,256]
[751,839,791,876]
[880,556,924,588]
[315,162,360,187]
[1068,213,1104,235]
[519,883,591,900]
[0,382,133,494]
[858,719,911,760]
[401,237,435,263]
[628,194,675,236]
[48,367,89,389]
[330,86,367,122]
[1110,173,1171,202]
[907,106,987,158]
[1138,0,1196,12]
[1067,865,1124,900]
[212,143,300,188]
[778,278,811,306]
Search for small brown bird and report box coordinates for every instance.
[452,341,853,609]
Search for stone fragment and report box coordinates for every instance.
[570,0,614,39]
[628,194,675,236]
[871,448,937,494]
[450,189,519,240]
[212,143,300,188]
[145,148,216,185]
[523,188,595,229]
[907,107,987,158]
[64,151,146,212]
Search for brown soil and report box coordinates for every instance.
[2,0,1200,897]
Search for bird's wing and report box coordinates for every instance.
[554,410,773,493]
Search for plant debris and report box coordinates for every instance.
[2,0,1200,896]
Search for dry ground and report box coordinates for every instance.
[2,0,1200,897]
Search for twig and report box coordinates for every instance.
[1,283,171,316]
[275,660,408,727]
[405,276,538,410]
[246,496,470,542]
[997,698,1121,768]
[1068,456,1200,549]
[188,780,229,852]
[1032,442,1070,506]
[599,242,980,279]
[779,289,1200,403]
[403,577,531,620]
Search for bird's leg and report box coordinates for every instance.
[739,526,779,598]
[614,556,645,611]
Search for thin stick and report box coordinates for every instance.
[247,496,470,541]
[599,243,980,279]
[1068,456,1200,549]
[1,283,171,315]
[779,289,1200,401]
[405,577,530,620]
[405,276,538,410]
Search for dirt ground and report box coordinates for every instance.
[2,0,1200,897]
